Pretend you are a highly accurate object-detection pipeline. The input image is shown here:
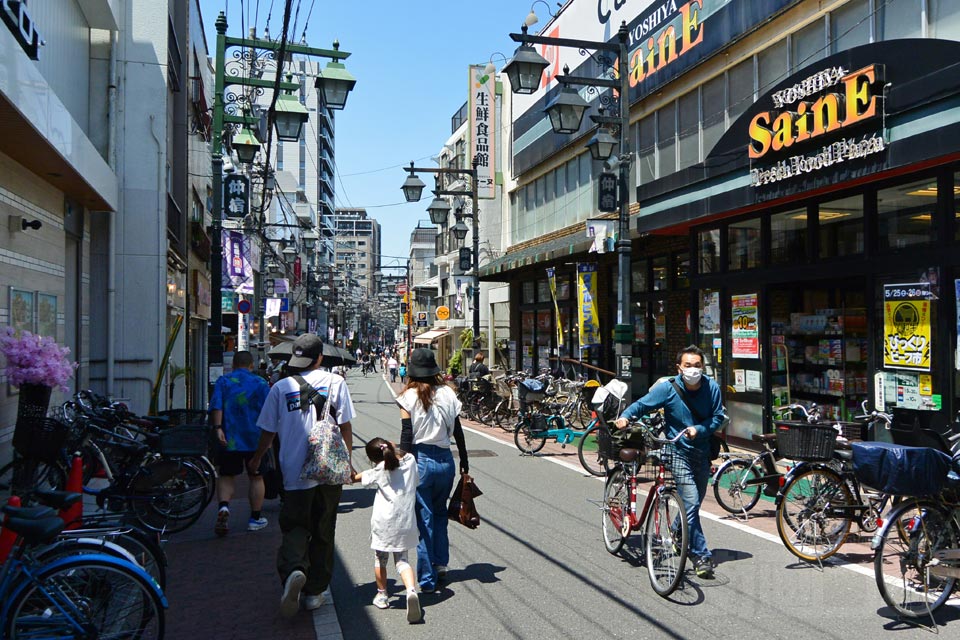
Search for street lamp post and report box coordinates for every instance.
[209,12,354,385]
[504,16,633,394]
[375,262,413,363]
[400,157,481,348]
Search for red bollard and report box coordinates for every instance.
[0,495,22,563]
[60,454,83,530]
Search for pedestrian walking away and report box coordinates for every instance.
[209,350,272,536]
[468,352,489,379]
[351,438,422,623]
[249,333,357,617]
[616,345,725,579]
[397,348,469,593]
[387,355,399,383]
[398,363,406,384]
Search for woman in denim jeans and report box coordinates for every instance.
[397,348,469,593]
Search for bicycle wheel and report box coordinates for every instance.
[577,423,609,477]
[6,556,165,639]
[0,457,66,502]
[129,458,208,534]
[490,399,514,431]
[776,466,852,562]
[514,421,547,454]
[712,460,762,514]
[874,500,958,619]
[645,488,689,597]
[573,398,593,428]
[60,522,167,591]
[602,469,628,554]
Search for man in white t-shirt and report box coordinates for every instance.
[249,333,356,617]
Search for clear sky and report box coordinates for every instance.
[198,0,540,261]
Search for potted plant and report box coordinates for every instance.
[0,327,76,425]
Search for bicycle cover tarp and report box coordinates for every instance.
[851,441,952,496]
[518,378,546,396]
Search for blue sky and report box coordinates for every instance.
[199,0,538,261]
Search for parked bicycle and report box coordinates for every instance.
[600,413,689,597]
[711,432,782,516]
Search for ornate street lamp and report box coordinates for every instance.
[502,31,551,94]
[231,125,261,164]
[587,126,618,161]
[451,215,469,242]
[401,169,426,203]
[426,192,451,226]
[273,75,310,142]
[315,45,357,110]
[545,81,590,135]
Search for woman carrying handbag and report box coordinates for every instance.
[397,348,469,593]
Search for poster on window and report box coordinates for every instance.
[577,263,600,346]
[884,283,931,371]
[731,293,759,358]
[700,291,720,334]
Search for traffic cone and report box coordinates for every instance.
[60,453,83,530]
[0,495,22,563]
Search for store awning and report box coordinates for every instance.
[413,328,450,345]
[478,227,599,281]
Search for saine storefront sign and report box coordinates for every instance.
[1,0,43,60]
[749,64,886,187]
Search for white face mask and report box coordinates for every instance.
[680,366,702,385]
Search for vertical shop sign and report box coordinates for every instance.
[546,267,563,347]
[469,65,496,199]
[222,231,254,293]
[883,283,931,371]
[731,293,759,358]
[577,264,600,346]
[223,175,250,219]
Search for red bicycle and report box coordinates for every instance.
[601,415,689,597]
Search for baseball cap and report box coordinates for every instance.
[288,333,324,368]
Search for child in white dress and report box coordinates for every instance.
[352,438,422,623]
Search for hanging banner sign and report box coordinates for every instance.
[546,267,563,347]
[731,293,759,359]
[577,264,600,346]
[469,64,496,199]
[883,283,931,371]
[222,231,254,293]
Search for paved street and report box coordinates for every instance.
[164,372,960,639]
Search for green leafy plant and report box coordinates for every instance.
[447,328,473,376]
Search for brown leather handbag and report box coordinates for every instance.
[447,473,482,529]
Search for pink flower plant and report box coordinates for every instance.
[0,327,77,391]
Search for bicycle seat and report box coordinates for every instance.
[619,448,641,463]
[3,515,65,544]
[752,433,778,443]
[33,489,82,510]
[2,504,57,519]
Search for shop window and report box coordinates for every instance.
[678,90,700,170]
[632,260,649,293]
[831,0,871,53]
[537,279,550,303]
[879,0,923,39]
[521,311,535,371]
[702,75,725,157]
[877,178,935,251]
[792,18,825,71]
[637,115,656,185]
[522,281,535,304]
[653,256,669,291]
[698,228,720,274]
[727,57,754,123]
[818,194,864,258]
[771,209,807,264]
[675,253,690,289]
[579,153,592,220]
[758,39,788,96]
[657,104,677,178]
[727,218,762,271]
[955,171,960,242]
[556,274,571,300]
[931,0,960,39]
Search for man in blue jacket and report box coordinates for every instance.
[616,345,725,578]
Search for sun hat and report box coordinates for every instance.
[288,333,324,368]
[407,348,442,378]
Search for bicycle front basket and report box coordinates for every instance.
[775,421,838,461]
[12,418,70,464]
[158,424,210,457]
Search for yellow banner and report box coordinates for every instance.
[546,267,563,347]
[883,283,931,371]
[577,264,599,346]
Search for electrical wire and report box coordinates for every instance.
[300,0,316,42]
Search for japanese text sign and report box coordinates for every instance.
[884,283,931,371]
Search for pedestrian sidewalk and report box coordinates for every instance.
[163,478,343,640]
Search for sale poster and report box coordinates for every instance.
[731,293,759,359]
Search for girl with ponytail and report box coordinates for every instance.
[351,438,422,622]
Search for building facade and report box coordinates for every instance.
[483,0,960,440]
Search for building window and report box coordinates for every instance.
[792,18,825,72]
[931,0,960,40]
[701,75,725,157]
[637,115,656,185]
[879,0,923,39]
[652,256,669,291]
[727,218,762,271]
[698,229,720,274]
[632,260,648,293]
[818,194,864,258]
[877,178,936,251]
[675,252,690,289]
[758,39,788,95]
[770,209,807,265]
[678,90,700,170]
[657,103,676,178]
[831,0,871,53]
[727,57,754,123]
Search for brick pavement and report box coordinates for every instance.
[163,478,342,640]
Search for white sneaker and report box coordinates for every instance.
[372,592,389,609]
[302,592,325,610]
[247,517,268,531]
[406,590,421,623]
[280,570,306,617]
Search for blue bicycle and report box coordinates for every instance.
[0,507,166,638]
